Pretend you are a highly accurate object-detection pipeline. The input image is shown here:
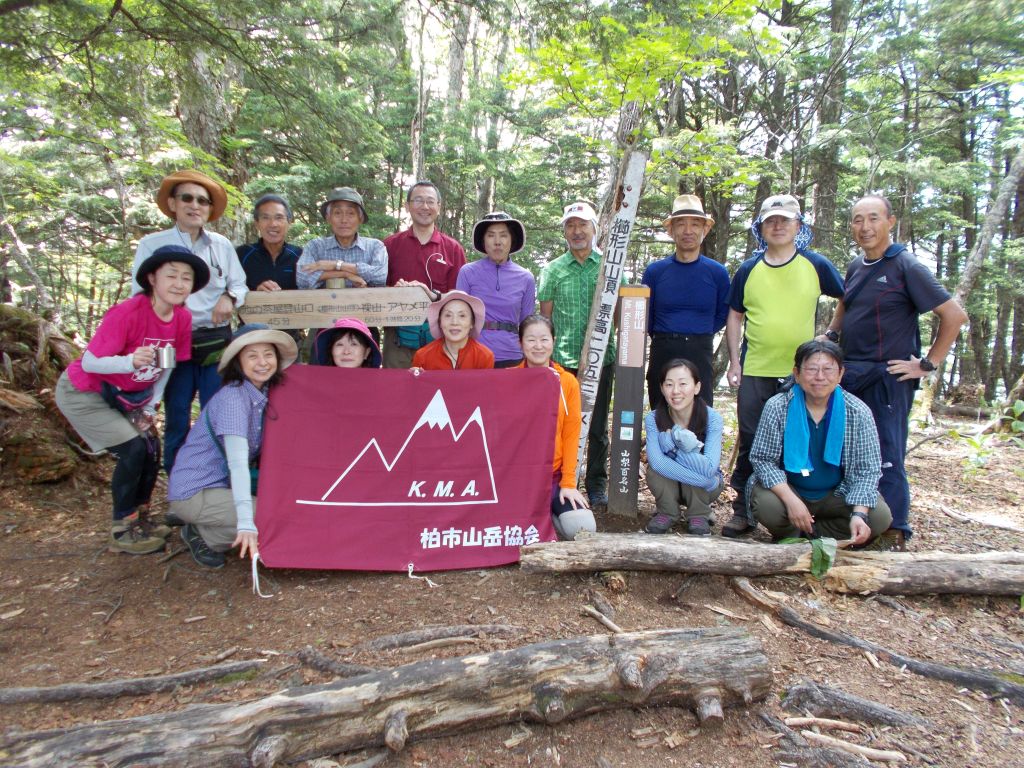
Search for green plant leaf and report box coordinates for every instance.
[809,537,838,579]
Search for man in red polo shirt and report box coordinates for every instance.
[383,181,467,368]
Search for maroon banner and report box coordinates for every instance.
[256,366,560,571]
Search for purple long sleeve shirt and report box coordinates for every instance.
[456,257,537,363]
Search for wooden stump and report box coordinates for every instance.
[0,628,771,767]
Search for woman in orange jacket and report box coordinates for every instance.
[516,314,594,539]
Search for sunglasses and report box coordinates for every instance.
[175,193,213,207]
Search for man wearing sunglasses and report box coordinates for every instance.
[131,170,249,472]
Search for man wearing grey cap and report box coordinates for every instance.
[721,194,844,537]
[236,194,302,293]
[297,187,387,289]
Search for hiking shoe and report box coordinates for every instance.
[687,516,712,536]
[587,489,609,507]
[863,528,907,552]
[180,524,225,569]
[645,513,674,534]
[110,517,165,555]
[720,512,755,538]
[136,505,172,539]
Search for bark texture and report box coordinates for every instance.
[0,628,771,768]
[520,534,1024,596]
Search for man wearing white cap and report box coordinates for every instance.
[538,201,622,507]
[721,194,844,537]
[642,194,730,408]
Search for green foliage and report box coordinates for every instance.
[777,537,838,580]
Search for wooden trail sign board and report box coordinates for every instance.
[576,151,649,481]
[609,285,650,517]
[238,287,430,329]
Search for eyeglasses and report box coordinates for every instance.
[801,365,839,377]
[409,197,439,207]
[175,193,213,207]
[257,214,289,223]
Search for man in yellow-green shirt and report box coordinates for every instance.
[722,194,845,536]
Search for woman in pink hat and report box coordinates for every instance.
[412,290,494,370]
[311,318,382,369]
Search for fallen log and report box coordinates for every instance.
[347,623,523,653]
[0,659,265,705]
[0,627,771,768]
[759,713,865,768]
[783,680,929,728]
[520,534,1024,595]
[732,577,1024,705]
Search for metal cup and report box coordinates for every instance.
[155,346,176,369]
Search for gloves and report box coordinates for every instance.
[671,425,703,453]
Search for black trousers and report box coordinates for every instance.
[647,333,715,409]
[565,364,614,494]
[728,374,788,515]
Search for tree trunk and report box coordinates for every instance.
[0,628,772,768]
[0,213,56,320]
[810,0,851,262]
[953,148,1024,307]
[519,534,1024,596]
[175,48,245,243]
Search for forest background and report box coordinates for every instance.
[1,0,1022,404]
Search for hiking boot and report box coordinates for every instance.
[686,516,712,536]
[863,528,907,552]
[645,513,674,534]
[110,517,166,555]
[720,512,755,538]
[180,524,225,569]
[587,489,609,508]
[136,505,172,539]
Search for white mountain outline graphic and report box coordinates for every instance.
[295,389,499,507]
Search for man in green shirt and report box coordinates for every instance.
[538,201,618,507]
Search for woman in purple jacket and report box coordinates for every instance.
[456,212,536,367]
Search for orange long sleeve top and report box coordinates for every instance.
[411,338,495,370]
[516,361,581,488]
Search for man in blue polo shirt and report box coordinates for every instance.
[642,194,729,408]
[723,194,844,537]
[822,194,966,549]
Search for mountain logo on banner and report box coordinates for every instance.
[296,389,498,507]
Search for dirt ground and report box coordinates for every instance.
[1,400,1023,767]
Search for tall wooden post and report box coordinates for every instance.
[575,152,649,481]
[608,285,649,517]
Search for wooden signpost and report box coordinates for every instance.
[608,285,650,517]
[575,151,649,482]
[238,287,430,329]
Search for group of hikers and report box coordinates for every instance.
[55,169,967,569]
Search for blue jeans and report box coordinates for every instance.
[163,360,222,473]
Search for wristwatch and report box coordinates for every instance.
[824,329,840,343]
[850,510,870,523]
[335,259,343,272]
[919,357,936,372]
[223,290,237,305]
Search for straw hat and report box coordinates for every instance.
[662,194,714,229]
[156,170,228,222]
[217,323,299,373]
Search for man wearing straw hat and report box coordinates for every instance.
[642,194,730,409]
[131,170,249,472]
